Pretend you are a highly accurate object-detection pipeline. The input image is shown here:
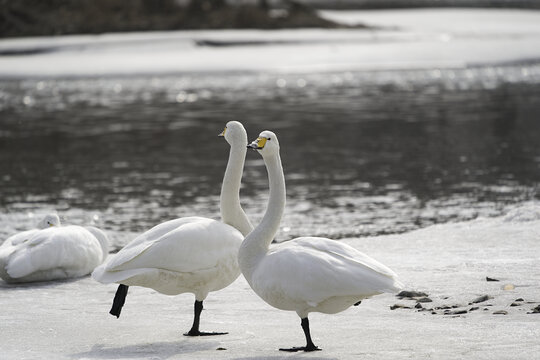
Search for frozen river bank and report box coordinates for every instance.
[0,9,540,77]
[1,205,539,359]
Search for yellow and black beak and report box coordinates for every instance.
[219,127,226,137]
[247,137,267,150]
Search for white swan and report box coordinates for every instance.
[92,121,253,336]
[0,213,109,283]
[239,131,403,351]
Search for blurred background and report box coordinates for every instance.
[1,0,540,249]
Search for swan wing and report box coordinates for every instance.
[98,217,204,272]
[301,237,399,280]
[5,226,104,279]
[253,237,401,306]
[2,229,40,247]
[100,217,242,275]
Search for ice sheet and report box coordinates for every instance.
[1,9,540,77]
[1,204,539,359]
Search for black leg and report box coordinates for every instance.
[183,300,228,336]
[109,284,129,318]
[279,317,321,352]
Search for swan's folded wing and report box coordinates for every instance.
[98,217,202,272]
[102,218,242,274]
[303,237,400,280]
[257,237,401,305]
[3,229,38,246]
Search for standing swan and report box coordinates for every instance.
[239,131,403,351]
[92,121,253,336]
[0,213,109,283]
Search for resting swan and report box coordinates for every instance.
[92,121,253,336]
[0,213,109,283]
[239,131,403,351]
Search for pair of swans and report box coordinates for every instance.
[92,121,402,351]
[0,214,109,283]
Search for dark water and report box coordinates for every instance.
[1,65,540,245]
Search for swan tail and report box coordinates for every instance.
[389,278,405,293]
[110,284,129,318]
[85,226,110,262]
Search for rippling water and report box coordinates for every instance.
[1,64,540,248]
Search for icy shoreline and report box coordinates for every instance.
[1,204,539,359]
[1,9,540,78]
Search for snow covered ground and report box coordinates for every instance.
[0,9,540,77]
[1,204,539,359]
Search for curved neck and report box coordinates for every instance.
[220,141,253,236]
[239,152,286,281]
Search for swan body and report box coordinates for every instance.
[92,216,242,298]
[239,131,402,351]
[250,236,401,317]
[0,214,109,283]
[92,121,253,335]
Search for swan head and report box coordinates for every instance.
[37,213,61,229]
[219,121,247,146]
[247,130,280,157]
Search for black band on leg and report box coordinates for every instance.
[109,284,129,318]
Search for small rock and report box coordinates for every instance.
[514,298,524,302]
[444,309,468,315]
[486,277,500,282]
[390,304,412,310]
[502,284,515,291]
[397,290,429,299]
[431,311,437,315]
[417,297,433,303]
[510,302,521,307]
[415,303,423,309]
[472,295,491,304]
[469,307,479,312]
[216,347,227,351]
[528,305,540,314]
[435,305,452,310]
[493,310,508,315]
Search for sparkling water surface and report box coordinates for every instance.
[1,65,540,248]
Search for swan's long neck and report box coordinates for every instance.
[220,141,253,236]
[239,152,286,282]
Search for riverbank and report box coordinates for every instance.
[1,204,539,359]
[1,8,540,78]
[0,0,347,39]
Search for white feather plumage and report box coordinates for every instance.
[91,121,252,335]
[0,214,108,283]
[239,131,402,351]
